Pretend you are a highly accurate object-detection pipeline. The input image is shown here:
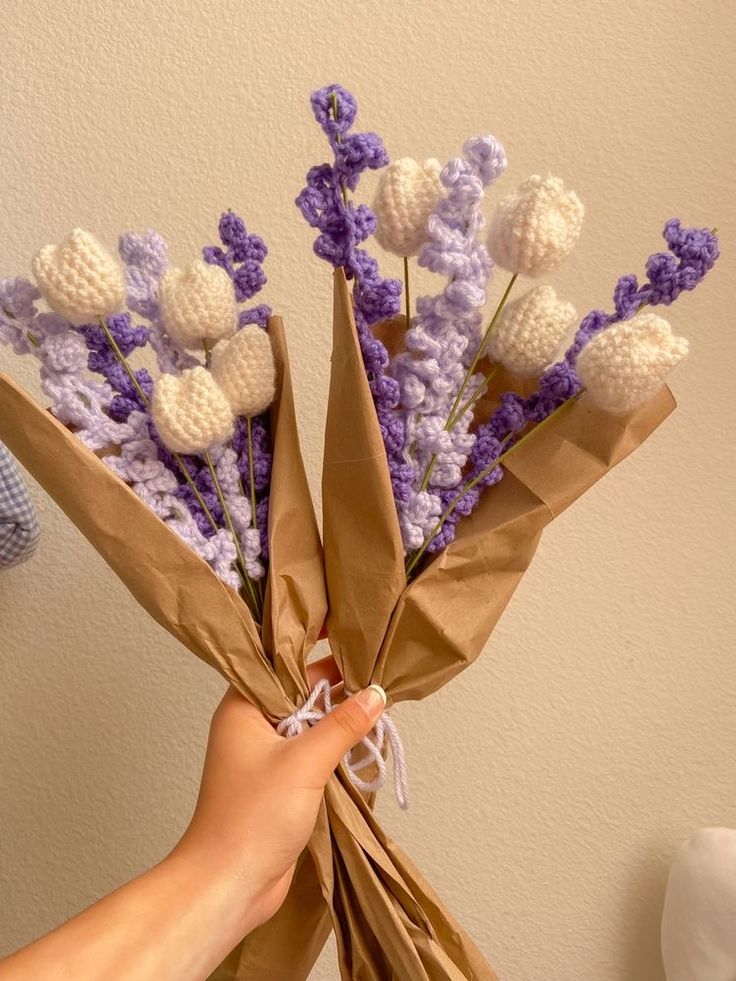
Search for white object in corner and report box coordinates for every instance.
[661,827,736,981]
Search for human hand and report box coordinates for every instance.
[0,659,385,981]
[174,659,387,934]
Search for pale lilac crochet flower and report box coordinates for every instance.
[119,230,169,321]
[424,220,719,554]
[102,413,243,589]
[118,229,197,376]
[0,278,134,450]
[391,135,506,549]
[0,277,42,353]
[211,442,264,579]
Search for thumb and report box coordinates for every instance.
[291,685,387,785]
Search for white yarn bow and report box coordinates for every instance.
[277,678,409,810]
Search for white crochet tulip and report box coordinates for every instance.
[373,158,443,257]
[151,366,234,454]
[487,175,584,277]
[577,312,688,414]
[489,285,577,377]
[159,260,236,350]
[32,228,125,325]
[210,325,276,417]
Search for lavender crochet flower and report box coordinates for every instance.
[204,211,273,566]
[79,314,152,422]
[423,220,719,555]
[119,229,169,321]
[118,229,198,376]
[610,219,720,319]
[211,442,264,579]
[2,217,275,596]
[204,212,271,325]
[1,278,137,450]
[296,84,409,500]
[0,277,42,352]
[102,412,242,590]
[390,136,506,550]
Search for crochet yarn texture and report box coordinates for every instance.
[151,366,234,454]
[372,158,443,257]
[390,135,506,551]
[210,325,276,417]
[487,175,584,277]
[32,229,125,325]
[489,285,577,377]
[159,260,236,350]
[577,312,688,413]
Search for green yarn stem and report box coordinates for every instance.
[246,415,265,609]
[204,449,262,622]
[414,274,517,495]
[2,305,40,349]
[330,91,349,208]
[403,255,411,328]
[450,273,517,425]
[447,363,500,430]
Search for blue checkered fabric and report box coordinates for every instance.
[0,442,40,568]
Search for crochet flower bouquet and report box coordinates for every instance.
[0,83,719,981]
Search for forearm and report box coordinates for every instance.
[0,842,258,981]
[0,681,382,980]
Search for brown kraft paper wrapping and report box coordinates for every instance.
[324,267,676,708]
[1,318,329,980]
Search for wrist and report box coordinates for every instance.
[167,832,265,938]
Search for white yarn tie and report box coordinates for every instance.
[277,679,409,810]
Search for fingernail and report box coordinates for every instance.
[356,684,387,717]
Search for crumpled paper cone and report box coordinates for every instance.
[0,318,332,980]
[306,268,676,976]
[324,267,676,707]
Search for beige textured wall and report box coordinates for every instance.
[1,1,733,978]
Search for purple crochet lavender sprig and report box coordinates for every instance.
[204,211,271,327]
[296,84,412,502]
[408,220,719,567]
[77,310,226,541]
[203,212,274,562]
[232,416,272,561]
[79,314,151,422]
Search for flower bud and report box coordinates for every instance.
[487,176,584,277]
[577,312,688,414]
[151,366,234,453]
[210,325,276,417]
[489,285,577,377]
[373,158,443,257]
[159,260,236,350]
[32,229,125,324]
